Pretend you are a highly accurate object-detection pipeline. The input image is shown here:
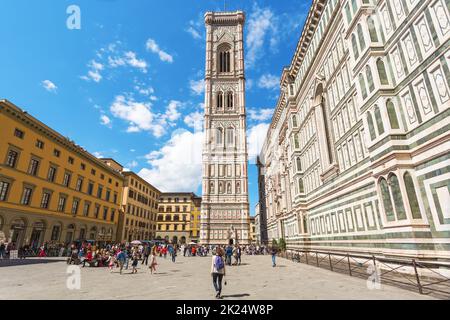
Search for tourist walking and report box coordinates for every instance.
[149,245,158,274]
[271,246,278,267]
[225,245,233,266]
[116,249,127,275]
[236,245,242,265]
[108,254,116,273]
[131,252,139,274]
[142,244,151,265]
[0,242,5,259]
[211,248,226,299]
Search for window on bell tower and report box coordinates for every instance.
[226,91,234,109]
[218,44,231,73]
[217,92,223,109]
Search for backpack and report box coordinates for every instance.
[214,256,224,270]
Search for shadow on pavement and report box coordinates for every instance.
[0,258,65,268]
[221,293,250,298]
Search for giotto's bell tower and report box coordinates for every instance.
[200,11,250,245]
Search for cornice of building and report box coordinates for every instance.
[204,11,245,26]
[122,171,162,194]
[0,99,124,180]
[286,0,326,83]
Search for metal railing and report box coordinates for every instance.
[279,249,450,299]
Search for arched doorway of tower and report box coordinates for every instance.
[180,236,186,244]
[30,220,46,250]
[164,235,169,243]
[10,218,27,248]
[172,236,178,244]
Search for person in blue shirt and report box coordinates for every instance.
[116,248,127,275]
[225,245,233,266]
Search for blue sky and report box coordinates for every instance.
[0,0,310,214]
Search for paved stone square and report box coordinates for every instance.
[0,255,434,300]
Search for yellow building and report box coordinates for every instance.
[0,100,124,248]
[156,193,200,244]
[190,196,202,241]
[116,170,161,242]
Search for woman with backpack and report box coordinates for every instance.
[211,247,226,299]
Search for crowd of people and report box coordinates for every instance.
[2,238,276,300]
[0,241,70,259]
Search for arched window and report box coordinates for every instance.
[404,172,422,219]
[294,134,300,149]
[377,59,389,85]
[367,16,379,42]
[380,178,395,221]
[357,24,366,51]
[219,182,224,194]
[236,182,241,194]
[303,215,308,233]
[217,92,223,109]
[359,73,367,99]
[389,174,407,220]
[216,128,223,145]
[298,178,304,193]
[352,34,359,59]
[227,182,232,194]
[292,115,298,127]
[296,157,302,172]
[374,105,385,135]
[226,91,234,109]
[386,101,400,129]
[210,182,215,194]
[226,127,234,146]
[366,65,375,92]
[367,112,376,140]
[219,45,231,73]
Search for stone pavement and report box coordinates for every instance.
[0,255,435,300]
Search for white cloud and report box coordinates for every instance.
[186,26,202,40]
[248,108,274,121]
[163,100,182,123]
[184,111,203,131]
[136,86,155,96]
[81,60,104,82]
[246,4,278,69]
[92,151,104,158]
[186,19,203,40]
[100,115,112,127]
[110,95,159,136]
[247,123,270,163]
[146,38,174,63]
[127,160,139,168]
[109,95,182,137]
[258,74,279,90]
[124,51,148,73]
[189,79,205,95]
[42,80,57,92]
[139,130,203,192]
